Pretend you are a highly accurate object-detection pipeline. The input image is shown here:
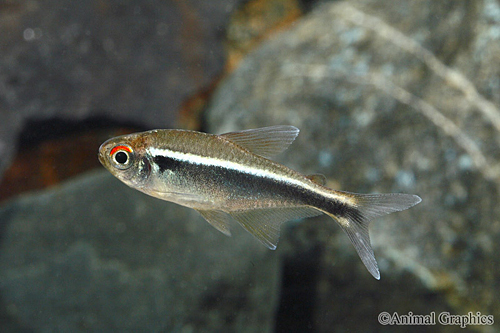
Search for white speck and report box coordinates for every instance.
[318,151,334,167]
[396,170,415,188]
[23,28,42,41]
[23,28,35,41]
[354,110,374,127]
[458,154,473,170]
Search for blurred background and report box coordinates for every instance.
[0,0,499,331]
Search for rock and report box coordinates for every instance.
[0,0,244,174]
[225,0,303,71]
[0,171,279,331]
[206,0,500,329]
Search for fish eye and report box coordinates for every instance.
[115,151,128,164]
[110,145,134,170]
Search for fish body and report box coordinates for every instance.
[99,126,421,279]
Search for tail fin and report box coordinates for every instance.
[325,193,421,280]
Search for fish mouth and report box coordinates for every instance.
[98,141,109,166]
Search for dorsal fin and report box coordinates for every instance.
[306,174,327,185]
[220,125,299,158]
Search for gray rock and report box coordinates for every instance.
[0,0,244,174]
[0,171,279,331]
[206,0,500,328]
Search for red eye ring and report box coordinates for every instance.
[110,145,132,157]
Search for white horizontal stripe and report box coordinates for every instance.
[148,147,309,188]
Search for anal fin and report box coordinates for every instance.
[230,206,322,249]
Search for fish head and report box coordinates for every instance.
[98,133,152,189]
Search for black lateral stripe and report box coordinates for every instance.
[153,155,183,173]
[150,151,316,205]
[318,198,363,222]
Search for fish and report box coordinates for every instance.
[98,125,421,279]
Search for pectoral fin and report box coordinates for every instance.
[220,125,299,158]
[230,206,322,249]
[150,190,207,204]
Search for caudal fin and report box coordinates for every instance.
[325,192,421,280]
